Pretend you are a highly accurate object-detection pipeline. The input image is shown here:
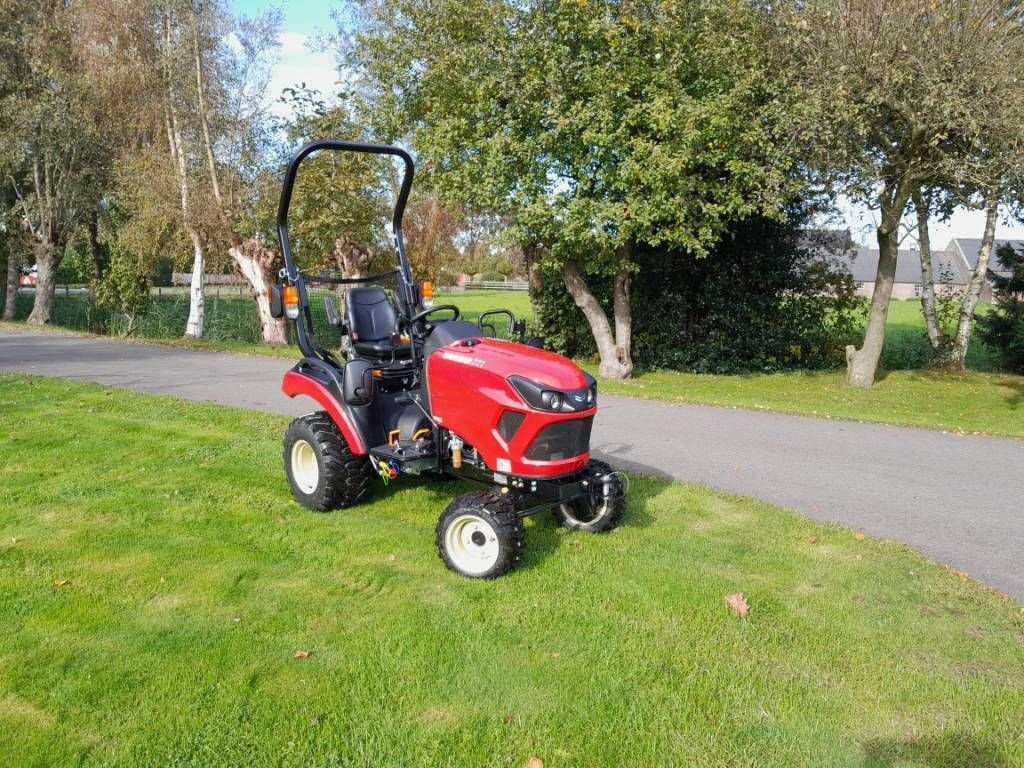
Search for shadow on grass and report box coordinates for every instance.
[862,732,1011,768]
[389,468,665,572]
[1003,376,1023,409]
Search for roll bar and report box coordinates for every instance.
[276,139,418,321]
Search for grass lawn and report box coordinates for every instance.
[595,368,1024,439]
[1,374,1021,767]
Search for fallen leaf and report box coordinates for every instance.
[853,532,865,541]
[527,758,544,768]
[53,579,69,587]
[504,714,514,724]
[294,650,312,659]
[725,592,750,617]
[851,595,865,605]
[804,535,818,544]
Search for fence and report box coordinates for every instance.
[171,272,248,286]
[464,280,529,291]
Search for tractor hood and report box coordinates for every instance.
[430,337,590,391]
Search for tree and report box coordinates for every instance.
[0,0,102,325]
[978,243,1024,373]
[779,0,1024,385]
[348,0,802,379]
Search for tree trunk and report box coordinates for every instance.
[948,195,999,371]
[3,248,20,321]
[27,243,57,325]
[333,235,374,280]
[229,238,286,344]
[163,10,205,338]
[912,191,943,352]
[846,181,913,387]
[562,260,633,380]
[184,233,205,338]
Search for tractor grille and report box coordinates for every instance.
[524,416,593,462]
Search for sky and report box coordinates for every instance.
[232,0,1024,246]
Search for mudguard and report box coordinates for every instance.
[282,370,368,454]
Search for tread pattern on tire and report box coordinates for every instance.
[284,411,370,511]
[435,490,526,579]
[553,459,625,533]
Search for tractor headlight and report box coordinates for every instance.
[508,375,596,413]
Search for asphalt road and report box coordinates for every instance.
[2,328,1021,600]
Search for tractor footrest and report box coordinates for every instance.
[370,441,438,476]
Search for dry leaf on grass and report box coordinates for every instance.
[804,535,819,544]
[527,758,544,768]
[294,650,312,659]
[853,532,865,541]
[725,592,750,617]
[53,579,69,587]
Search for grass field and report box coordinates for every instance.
[1,374,1021,767]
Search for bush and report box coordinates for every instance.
[978,243,1024,373]
[94,250,150,336]
[537,213,864,373]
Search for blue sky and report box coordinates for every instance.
[230,0,340,112]
[231,0,1023,244]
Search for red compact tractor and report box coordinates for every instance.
[271,140,625,578]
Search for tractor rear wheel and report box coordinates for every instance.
[284,412,370,511]
[554,459,625,533]
[436,491,525,578]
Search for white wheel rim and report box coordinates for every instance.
[444,513,500,575]
[291,439,319,494]
[559,499,608,525]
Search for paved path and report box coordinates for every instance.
[2,328,1021,600]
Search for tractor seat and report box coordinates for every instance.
[345,287,410,360]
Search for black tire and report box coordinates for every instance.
[553,459,625,533]
[284,412,370,511]
[435,491,525,578]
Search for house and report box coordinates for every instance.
[840,246,972,300]
[947,238,1022,282]
[805,230,1017,301]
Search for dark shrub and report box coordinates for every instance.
[977,243,1024,373]
[538,213,863,373]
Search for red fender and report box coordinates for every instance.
[282,370,367,454]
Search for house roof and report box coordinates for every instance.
[947,238,1021,278]
[838,247,970,285]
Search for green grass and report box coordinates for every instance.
[595,368,1024,439]
[1,374,1021,767]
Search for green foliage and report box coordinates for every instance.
[539,213,863,373]
[978,244,1024,373]
[93,250,151,336]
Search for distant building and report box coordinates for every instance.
[805,230,1021,301]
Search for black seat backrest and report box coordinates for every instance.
[345,287,399,342]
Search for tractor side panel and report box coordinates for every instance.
[282,370,368,454]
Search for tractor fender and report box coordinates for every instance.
[281,370,368,455]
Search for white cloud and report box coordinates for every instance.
[265,32,340,116]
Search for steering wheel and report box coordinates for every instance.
[407,304,460,337]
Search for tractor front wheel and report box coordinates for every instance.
[553,459,625,533]
[436,491,525,578]
[284,412,370,511]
